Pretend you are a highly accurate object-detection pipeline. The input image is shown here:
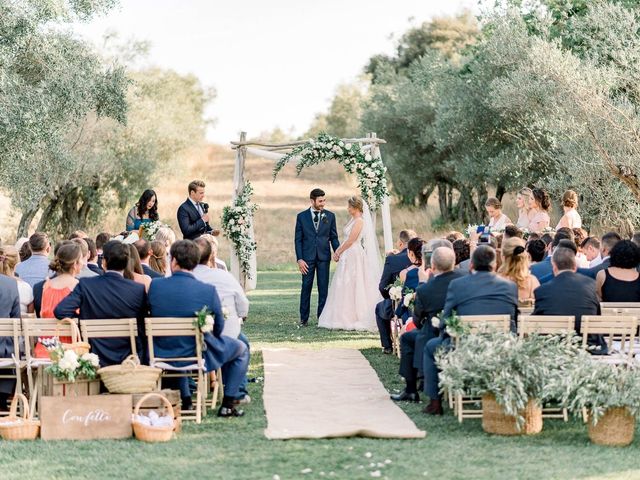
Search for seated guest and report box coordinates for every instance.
[485,197,512,231]
[396,238,424,322]
[95,232,110,266]
[149,240,168,276]
[0,246,34,314]
[199,234,228,271]
[499,237,540,306]
[580,232,622,279]
[134,239,163,279]
[582,237,602,268]
[85,238,104,275]
[391,247,462,403]
[124,244,152,292]
[596,240,640,302]
[422,246,518,415]
[72,238,98,279]
[532,244,606,353]
[35,242,83,357]
[155,227,176,277]
[0,273,20,410]
[15,232,52,288]
[452,239,470,267]
[526,239,547,265]
[54,241,147,366]
[445,231,465,244]
[572,228,590,268]
[504,225,523,240]
[15,238,31,262]
[531,228,574,282]
[375,230,416,353]
[632,232,640,248]
[148,240,249,416]
[68,230,88,240]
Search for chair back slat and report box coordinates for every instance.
[601,302,640,309]
[145,318,201,366]
[79,318,138,355]
[581,315,637,361]
[0,318,21,359]
[519,315,575,337]
[459,315,511,334]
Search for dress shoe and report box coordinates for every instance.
[299,321,308,327]
[181,397,194,411]
[417,379,424,392]
[422,398,443,415]
[382,348,393,355]
[390,391,420,403]
[217,406,245,417]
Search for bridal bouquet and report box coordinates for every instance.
[140,221,167,241]
[43,338,100,382]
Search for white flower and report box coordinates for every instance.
[237,218,245,225]
[403,293,415,307]
[222,308,230,320]
[229,219,235,225]
[431,316,440,328]
[389,286,403,301]
[62,349,79,368]
[81,353,100,368]
[201,314,214,333]
[58,357,73,371]
[345,143,352,150]
[365,153,372,161]
[335,147,343,156]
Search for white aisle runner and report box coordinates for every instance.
[262,348,426,440]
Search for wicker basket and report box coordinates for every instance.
[0,394,40,440]
[98,355,162,394]
[482,394,543,436]
[132,392,177,443]
[56,318,90,356]
[588,407,636,447]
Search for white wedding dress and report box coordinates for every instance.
[318,209,382,332]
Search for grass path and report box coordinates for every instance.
[1,271,640,479]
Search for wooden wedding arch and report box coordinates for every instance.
[229,131,393,291]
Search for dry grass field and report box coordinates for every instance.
[0,143,451,268]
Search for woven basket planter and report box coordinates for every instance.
[0,394,40,441]
[482,394,542,436]
[98,355,162,394]
[132,392,177,443]
[588,407,635,447]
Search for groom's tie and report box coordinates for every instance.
[313,211,319,231]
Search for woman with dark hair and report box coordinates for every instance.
[596,240,640,302]
[396,237,425,323]
[452,239,470,266]
[126,189,159,231]
[526,239,547,264]
[528,188,551,233]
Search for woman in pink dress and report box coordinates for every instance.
[556,190,582,230]
[528,188,551,233]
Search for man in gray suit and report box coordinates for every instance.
[422,245,518,415]
[0,275,21,410]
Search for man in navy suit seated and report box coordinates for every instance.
[374,229,416,353]
[391,246,463,403]
[533,243,607,354]
[55,241,147,366]
[422,245,518,415]
[148,240,249,417]
[531,228,574,282]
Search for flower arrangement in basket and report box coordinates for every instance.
[139,221,168,241]
[547,356,640,446]
[221,182,258,280]
[0,393,40,440]
[437,330,581,435]
[43,338,100,382]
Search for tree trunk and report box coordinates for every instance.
[17,208,38,240]
[60,188,80,235]
[496,184,506,201]
[418,185,435,207]
[437,183,452,221]
[36,197,60,233]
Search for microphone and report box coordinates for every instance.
[200,202,213,234]
[202,203,209,214]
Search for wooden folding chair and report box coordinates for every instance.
[0,318,23,417]
[22,317,76,416]
[145,317,207,423]
[79,318,139,359]
[581,315,637,365]
[519,315,575,421]
[453,315,511,423]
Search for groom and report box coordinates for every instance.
[295,188,340,326]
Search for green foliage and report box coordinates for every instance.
[221,182,258,279]
[306,79,368,138]
[437,331,582,426]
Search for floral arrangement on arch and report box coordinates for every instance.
[221,182,258,279]
[272,132,389,208]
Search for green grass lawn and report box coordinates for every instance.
[1,271,640,479]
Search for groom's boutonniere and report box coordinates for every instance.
[321,212,328,224]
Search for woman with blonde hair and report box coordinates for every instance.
[498,237,540,305]
[199,234,227,271]
[516,188,534,229]
[0,245,33,314]
[155,227,176,277]
[556,190,582,230]
[149,241,167,276]
[124,244,152,292]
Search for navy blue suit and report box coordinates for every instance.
[531,256,552,282]
[375,249,412,349]
[54,272,148,367]
[177,199,211,240]
[295,209,340,323]
[142,264,163,279]
[423,271,518,399]
[533,271,607,353]
[0,275,20,395]
[147,271,248,399]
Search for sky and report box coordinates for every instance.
[73,0,477,143]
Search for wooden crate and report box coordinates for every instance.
[131,389,182,432]
[40,372,101,397]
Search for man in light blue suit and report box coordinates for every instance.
[148,240,249,417]
[0,274,20,410]
[422,245,518,415]
[294,188,340,326]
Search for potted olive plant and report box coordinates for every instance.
[549,356,640,447]
[437,330,580,435]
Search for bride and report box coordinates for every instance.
[318,196,382,331]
